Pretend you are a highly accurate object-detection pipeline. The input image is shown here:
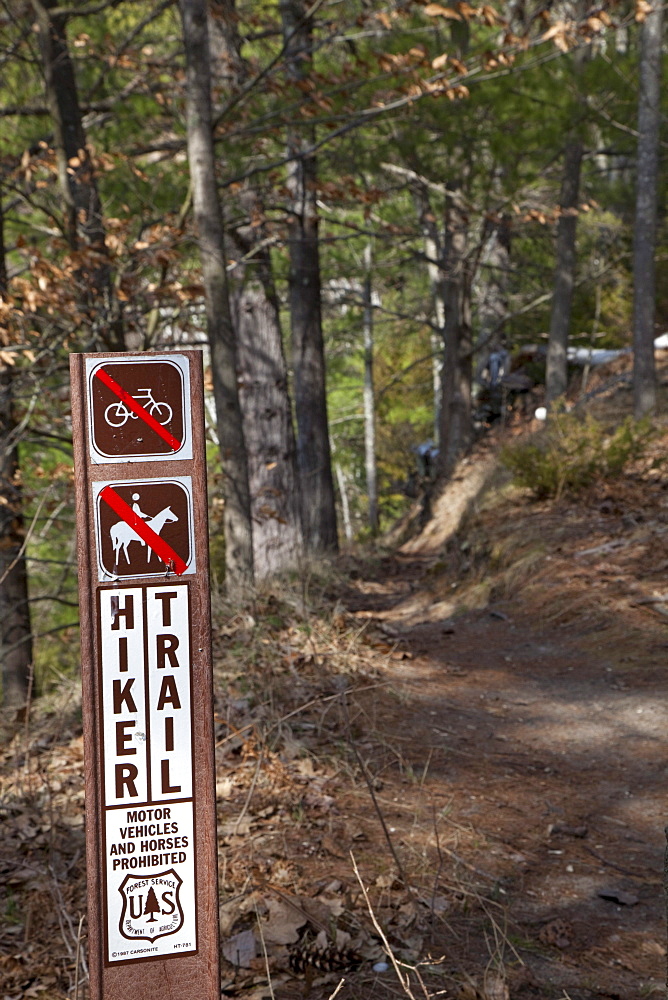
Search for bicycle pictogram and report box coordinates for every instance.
[104,388,173,428]
[87,357,191,461]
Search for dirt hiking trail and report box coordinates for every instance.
[342,539,667,999]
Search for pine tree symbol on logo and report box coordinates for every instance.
[144,887,161,924]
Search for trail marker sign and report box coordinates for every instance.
[71,351,219,1000]
[93,478,196,581]
[87,356,193,462]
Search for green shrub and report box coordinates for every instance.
[500,411,654,500]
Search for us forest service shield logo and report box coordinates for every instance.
[118,870,184,942]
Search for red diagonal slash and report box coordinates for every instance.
[100,486,187,575]
[95,367,182,451]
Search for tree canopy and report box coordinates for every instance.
[0,0,664,700]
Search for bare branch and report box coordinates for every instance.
[43,0,125,18]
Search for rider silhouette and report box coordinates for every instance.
[131,493,150,519]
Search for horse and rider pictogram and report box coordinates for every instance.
[93,478,195,581]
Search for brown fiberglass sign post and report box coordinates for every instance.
[70,351,219,999]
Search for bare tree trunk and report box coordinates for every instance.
[335,463,353,543]
[431,331,442,445]
[31,0,123,351]
[545,138,583,403]
[362,242,378,534]
[475,215,511,351]
[383,163,473,479]
[633,1,663,417]
[280,0,338,553]
[0,196,32,707]
[232,258,303,579]
[209,0,303,579]
[439,190,473,479]
[415,189,446,447]
[178,0,254,596]
[0,372,32,708]
[405,173,472,476]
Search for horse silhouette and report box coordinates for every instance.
[110,506,179,566]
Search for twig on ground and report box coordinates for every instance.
[268,887,328,934]
[575,539,634,559]
[483,903,523,968]
[48,861,89,985]
[234,749,264,835]
[582,844,653,879]
[327,978,346,1000]
[254,899,276,1000]
[430,804,446,923]
[400,960,432,1000]
[0,488,51,589]
[216,720,256,749]
[420,749,433,788]
[268,681,393,737]
[342,693,407,885]
[351,851,426,1000]
[440,845,498,883]
[635,602,668,620]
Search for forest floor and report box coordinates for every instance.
[2,372,668,1000]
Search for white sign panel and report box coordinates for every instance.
[99,584,196,962]
[105,803,196,961]
[100,588,148,806]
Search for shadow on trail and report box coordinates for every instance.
[339,552,667,999]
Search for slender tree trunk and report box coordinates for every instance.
[431,332,442,445]
[410,177,472,476]
[475,215,511,351]
[362,242,378,534]
[384,164,472,478]
[633,1,663,417]
[31,0,123,351]
[178,0,254,596]
[415,189,446,447]
[209,0,303,578]
[0,372,32,708]
[280,0,338,553]
[335,463,353,543]
[0,196,32,707]
[545,138,583,403]
[438,190,473,479]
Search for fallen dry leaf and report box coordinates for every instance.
[222,928,257,968]
[260,897,308,945]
